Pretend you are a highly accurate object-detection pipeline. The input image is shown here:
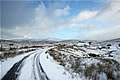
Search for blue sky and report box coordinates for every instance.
[1,0,120,40]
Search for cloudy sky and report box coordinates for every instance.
[1,0,120,40]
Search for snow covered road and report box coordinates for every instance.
[2,54,32,80]
[1,39,120,80]
[33,51,49,80]
[1,49,49,80]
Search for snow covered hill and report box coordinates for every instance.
[0,38,120,80]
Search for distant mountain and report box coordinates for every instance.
[12,39,42,42]
[41,38,62,41]
[12,38,62,42]
[102,38,120,43]
[1,38,120,44]
[98,38,120,46]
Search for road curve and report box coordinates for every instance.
[33,51,49,80]
[2,54,31,80]
[2,50,50,80]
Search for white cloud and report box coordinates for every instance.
[70,10,98,23]
[23,34,32,39]
[1,2,100,39]
[54,6,70,16]
[68,10,98,30]
[2,2,70,39]
[69,23,98,30]
[2,1,120,40]
[84,25,120,40]
[75,1,120,40]
[79,24,98,30]
[97,2,120,24]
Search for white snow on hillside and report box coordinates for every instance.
[40,50,85,80]
[0,50,40,79]
[0,38,120,80]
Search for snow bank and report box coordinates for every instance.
[40,50,84,80]
[0,50,38,79]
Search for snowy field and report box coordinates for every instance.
[0,39,120,80]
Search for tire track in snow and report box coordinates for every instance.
[33,51,49,80]
[2,54,31,80]
[2,49,50,80]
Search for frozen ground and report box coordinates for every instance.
[0,39,120,80]
[0,49,39,79]
[42,43,120,80]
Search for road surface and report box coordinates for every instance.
[2,50,49,80]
